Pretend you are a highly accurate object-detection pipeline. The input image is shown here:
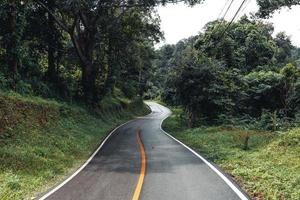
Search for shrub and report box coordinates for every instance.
[0,72,11,92]
[15,80,33,96]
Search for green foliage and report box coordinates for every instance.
[257,0,300,18]
[195,16,286,71]
[0,0,163,104]
[176,53,236,126]
[274,32,294,64]
[242,70,283,115]
[154,17,300,130]
[0,73,9,91]
[15,80,33,96]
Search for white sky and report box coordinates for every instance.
[156,0,300,47]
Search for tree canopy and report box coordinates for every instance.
[152,16,300,128]
[1,0,205,105]
[257,0,300,17]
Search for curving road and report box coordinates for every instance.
[39,102,249,200]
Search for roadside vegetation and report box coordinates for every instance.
[0,91,149,200]
[152,17,300,129]
[0,1,161,199]
[163,108,300,200]
[152,4,300,200]
[1,1,300,200]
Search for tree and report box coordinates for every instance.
[175,48,235,127]
[35,0,202,103]
[45,0,60,81]
[0,1,27,85]
[7,0,18,76]
[242,70,284,116]
[153,15,299,129]
[195,17,278,71]
[279,63,300,117]
[274,32,294,64]
[257,0,300,18]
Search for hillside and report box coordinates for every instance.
[0,93,149,200]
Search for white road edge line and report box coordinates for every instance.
[39,102,248,200]
[39,104,155,200]
[159,106,249,200]
[39,118,138,200]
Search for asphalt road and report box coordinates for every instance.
[40,102,249,200]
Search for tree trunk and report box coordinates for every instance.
[36,4,100,104]
[46,0,57,81]
[70,29,98,104]
[82,62,97,104]
[138,69,142,96]
[7,0,18,78]
[188,109,195,128]
[104,65,114,95]
[104,41,116,96]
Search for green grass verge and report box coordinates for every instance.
[0,93,150,200]
[162,107,300,200]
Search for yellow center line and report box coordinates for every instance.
[132,128,146,200]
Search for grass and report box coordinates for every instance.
[162,107,300,200]
[0,93,150,200]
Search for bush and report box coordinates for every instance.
[121,83,138,99]
[242,70,284,117]
[15,80,33,96]
[0,72,9,91]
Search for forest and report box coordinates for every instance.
[1,0,300,126]
[154,16,300,130]
[0,0,300,200]
[153,2,300,198]
[156,15,300,198]
[0,0,168,105]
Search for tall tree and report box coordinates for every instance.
[274,32,294,64]
[35,0,201,103]
[0,0,28,87]
[257,0,300,17]
[46,0,57,81]
[6,0,18,78]
[195,17,278,71]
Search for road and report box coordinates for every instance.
[39,102,249,200]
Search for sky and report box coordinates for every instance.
[156,0,300,47]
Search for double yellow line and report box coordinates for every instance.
[132,128,146,200]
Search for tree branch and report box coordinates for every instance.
[35,0,70,33]
[69,16,89,67]
[79,11,90,31]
